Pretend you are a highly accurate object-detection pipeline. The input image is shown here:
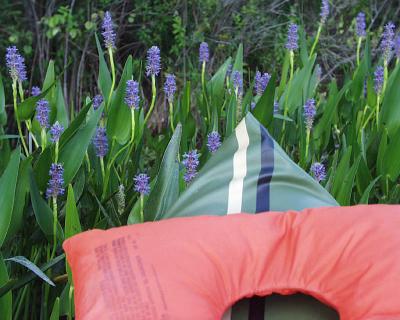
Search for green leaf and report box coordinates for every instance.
[359,176,381,204]
[0,135,19,140]
[59,105,103,185]
[336,156,361,206]
[4,157,31,241]
[65,185,82,283]
[95,33,111,103]
[5,256,55,286]
[0,147,20,248]
[252,73,276,129]
[331,146,352,199]
[144,124,182,221]
[381,63,400,136]
[207,57,232,112]
[55,80,69,127]
[50,297,60,320]
[18,83,57,120]
[29,168,63,239]
[384,127,400,181]
[231,44,243,79]
[0,73,6,126]
[107,56,133,144]
[0,254,11,320]
[377,128,387,177]
[0,254,64,298]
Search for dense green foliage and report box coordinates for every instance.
[0,1,399,319]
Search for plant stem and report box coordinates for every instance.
[50,197,58,260]
[143,75,156,127]
[376,95,380,129]
[140,195,144,222]
[55,141,59,163]
[12,81,29,155]
[106,47,116,115]
[281,50,294,143]
[41,128,47,151]
[68,285,74,320]
[100,157,105,181]
[305,128,311,161]
[356,37,362,66]
[169,101,174,132]
[310,23,322,58]
[201,61,211,123]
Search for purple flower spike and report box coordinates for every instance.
[232,71,243,95]
[164,74,177,104]
[356,12,366,38]
[286,23,299,51]
[93,126,108,158]
[134,173,151,195]
[374,66,384,95]
[46,163,65,199]
[395,35,400,60]
[6,46,27,82]
[207,131,221,153]
[31,86,41,97]
[303,98,316,130]
[320,0,329,23]
[199,42,209,63]
[125,80,140,109]
[310,162,326,183]
[93,94,103,110]
[380,22,395,62]
[146,46,161,77]
[254,71,271,95]
[182,150,200,184]
[50,121,64,143]
[102,11,116,49]
[36,99,50,129]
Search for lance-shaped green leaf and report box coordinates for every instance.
[232,43,243,77]
[65,185,82,283]
[0,254,64,298]
[29,169,63,239]
[381,63,400,137]
[144,124,182,221]
[50,297,60,320]
[95,33,112,103]
[4,157,31,241]
[0,254,11,320]
[5,256,55,286]
[252,73,276,129]
[0,73,6,126]
[55,80,69,127]
[207,57,232,112]
[107,55,133,144]
[58,105,103,185]
[0,147,20,248]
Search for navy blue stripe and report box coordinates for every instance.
[255,124,274,213]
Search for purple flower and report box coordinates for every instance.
[6,46,27,82]
[310,162,326,183]
[395,35,400,59]
[164,74,177,104]
[356,12,366,38]
[182,150,199,184]
[207,131,221,153]
[380,22,395,62]
[320,0,329,23]
[286,23,298,51]
[31,86,41,97]
[46,163,65,198]
[93,94,103,110]
[374,66,384,95]
[36,99,50,129]
[254,71,271,95]
[146,46,161,77]
[50,121,64,143]
[134,173,150,195]
[274,100,279,114]
[232,71,243,95]
[125,80,140,109]
[102,11,116,49]
[199,42,209,63]
[303,98,316,130]
[93,126,108,158]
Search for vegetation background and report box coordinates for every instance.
[1,0,398,132]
